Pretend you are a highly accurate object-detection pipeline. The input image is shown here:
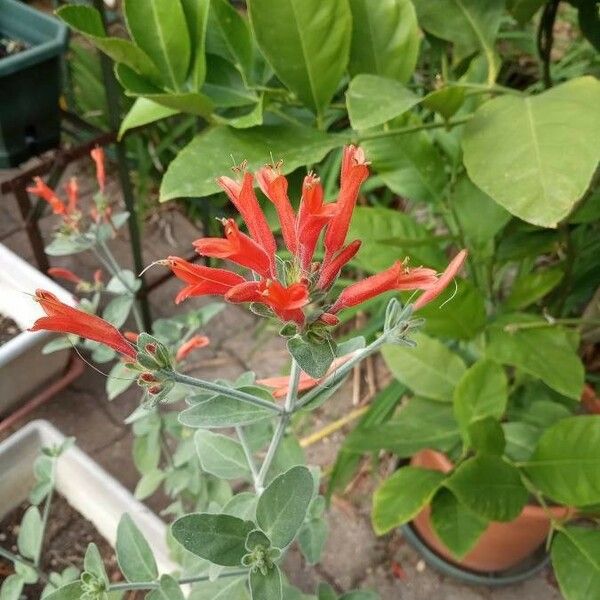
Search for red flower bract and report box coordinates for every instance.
[30,290,136,359]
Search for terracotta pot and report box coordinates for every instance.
[410,449,571,573]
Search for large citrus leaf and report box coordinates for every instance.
[463,77,600,228]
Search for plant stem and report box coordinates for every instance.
[504,317,600,332]
[236,425,260,487]
[255,360,301,493]
[447,81,525,97]
[0,547,46,581]
[355,116,471,143]
[168,371,285,414]
[108,569,248,591]
[36,460,56,567]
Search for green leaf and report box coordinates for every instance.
[453,359,508,439]
[445,455,528,521]
[524,416,600,507]
[116,513,158,582]
[467,416,505,455]
[106,361,136,401]
[507,0,547,24]
[123,0,190,90]
[0,575,24,600]
[298,518,328,565]
[502,422,541,462]
[551,527,600,600]
[363,125,448,205]
[204,55,259,107]
[119,98,179,139]
[486,315,585,400]
[412,0,503,81]
[418,280,486,340]
[56,5,161,84]
[346,75,420,130]
[345,396,460,456]
[208,0,254,82]
[463,77,600,227]
[190,577,250,600]
[222,492,258,522]
[40,581,83,600]
[287,335,336,379]
[430,488,487,558]
[247,0,351,114]
[347,0,419,83]
[372,466,445,534]
[505,268,564,310]
[181,0,210,89]
[195,430,251,479]
[265,435,306,483]
[147,574,185,600]
[348,206,444,273]
[382,334,466,401]
[422,86,466,121]
[17,506,42,561]
[84,543,109,587]
[249,565,283,600]
[102,295,133,328]
[133,429,161,474]
[115,64,214,117]
[256,466,313,549]
[134,469,165,500]
[171,513,255,566]
[180,388,274,428]
[160,124,341,201]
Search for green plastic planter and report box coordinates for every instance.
[0,0,68,167]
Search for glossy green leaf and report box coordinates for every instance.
[116,514,158,582]
[422,86,466,120]
[453,359,508,438]
[56,6,161,84]
[524,416,600,507]
[17,507,42,561]
[418,280,487,340]
[552,527,600,600]
[507,0,547,24]
[445,455,528,521]
[486,314,584,400]
[249,565,282,600]
[160,124,340,201]
[348,0,419,83]
[147,574,185,600]
[247,0,351,114]
[204,55,258,107]
[181,0,210,89]
[348,206,444,273]
[372,466,445,534]
[123,0,190,90]
[298,518,328,565]
[195,430,251,479]
[256,466,313,549]
[346,75,419,130]
[119,98,179,139]
[412,0,503,81]
[502,422,541,462]
[180,387,273,428]
[287,335,336,379]
[430,488,487,558]
[463,77,600,227]
[363,125,448,204]
[382,333,466,401]
[171,513,255,566]
[115,64,214,117]
[467,416,505,455]
[345,396,461,456]
[505,268,564,310]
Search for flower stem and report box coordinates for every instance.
[355,116,472,143]
[108,569,248,591]
[168,371,285,414]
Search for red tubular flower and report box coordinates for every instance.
[27,177,66,215]
[66,177,78,214]
[414,250,468,310]
[317,240,362,291]
[330,262,438,313]
[216,172,276,272]
[91,147,105,192]
[30,290,136,359]
[176,335,210,362]
[165,256,246,304]
[47,267,82,284]
[94,269,104,285]
[124,331,140,343]
[323,146,369,263]
[193,219,272,278]
[256,165,297,255]
[297,173,337,270]
[226,279,309,325]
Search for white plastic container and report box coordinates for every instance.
[0,420,175,574]
[0,243,74,415]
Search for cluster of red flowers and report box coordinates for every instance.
[163,146,466,327]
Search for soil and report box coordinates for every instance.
[0,37,29,59]
[0,495,119,598]
[0,316,20,347]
